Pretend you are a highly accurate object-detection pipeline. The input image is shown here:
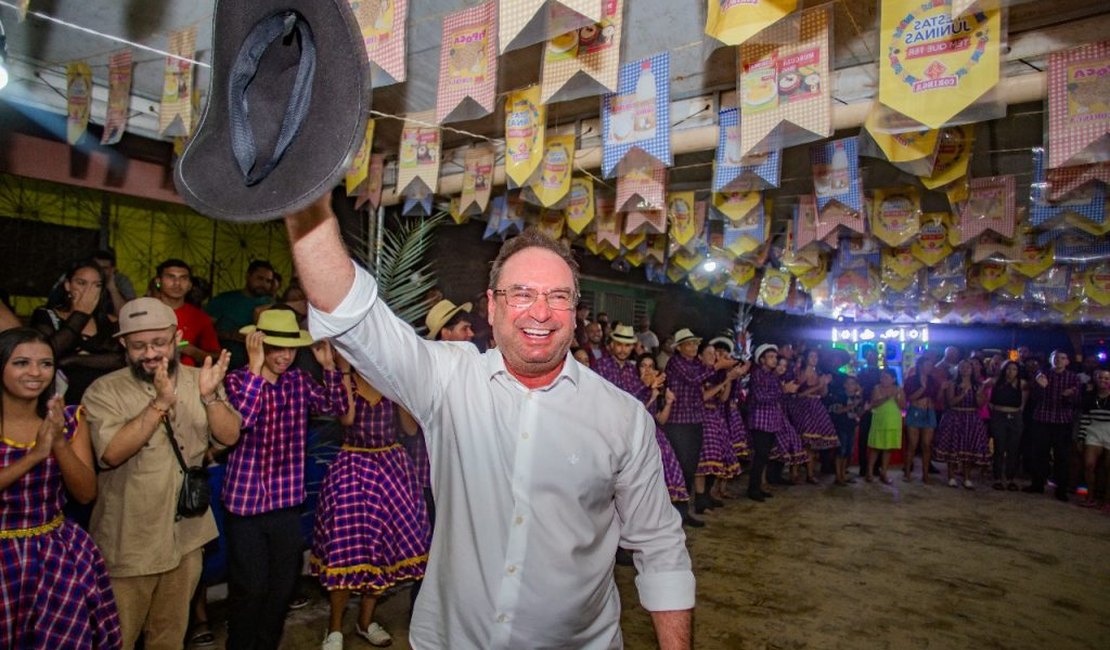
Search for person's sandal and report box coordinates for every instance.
[189,623,216,648]
[355,621,393,647]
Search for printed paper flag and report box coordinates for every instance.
[712,191,761,224]
[159,26,196,137]
[616,161,667,212]
[458,146,495,215]
[351,0,408,86]
[484,195,507,240]
[529,133,576,207]
[503,193,527,236]
[595,203,623,251]
[541,0,623,104]
[714,108,782,191]
[957,176,1016,243]
[738,4,831,157]
[1030,148,1106,228]
[863,104,939,165]
[356,154,386,211]
[499,0,599,54]
[870,187,922,247]
[396,111,441,195]
[882,247,924,280]
[645,235,667,265]
[65,62,93,145]
[621,230,646,251]
[601,53,671,177]
[1047,41,1110,169]
[402,184,433,217]
[345,119,376,196]
[101,50,132,146]
[504,86,547,187]
[436,2,498,124]
[625,210,666,234]
[18,0,28,21]
[564,177,594,233]
[758,268,792,307]
[1047,162,1110,201]
[537,209,566,239]
[811,138,862,213]
[920,125,974,189]
[794,194,818,251]
[706,0,797,46]
[879,0,1002,129]
[723,205,767,257]
[821,203,866,237]
[1085,264,1110,306]
[448,197,469,225]
[912,213,955,267]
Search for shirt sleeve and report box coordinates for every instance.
[749,370,780,404]
[307,264,459,424]
[306,369,349,417]
[667,357,715,388]
[225,370,266,430]
[81,381,130,468]
[615,406,696,612]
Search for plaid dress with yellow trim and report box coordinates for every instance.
[0,406,122,648]
[309,395,429,593]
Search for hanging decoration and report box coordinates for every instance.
[878,0,1002,129]
[602,52,671,177]
[862,104,939,170]
[793,194,818,252]
[1047,161,1110,201]
[722,202,768,257]
[1047,41,1110,169]
[1030,148,1106,228]
[758,268,792,307]
[436,1,498,124]
[667,191,700,250]
[396,111,441,196]
[459,146,495,215]
[595,204,623,252]
[714,108,782,191]
[528,133,576,207]
[564,177,595,233]
[504,86,547,187]
[101,50,132,146]
[345,119,377,196]
[351,0,408,86]
[540,0,623,104]
[65,62,93,145]
[402,184,433,217]
[625,209,667,235]
[499,0,599,54]
[615,162,667,212]
[737,4,832,156]
[920,125,974,189]
[537,208,566,239]
[712,190,761,224]
[705,0,797,47]
[811,137,862,213]
[357,154,386,212]
[870,187,923,247]
[912,213,955,267]
[159,26,196,137]
[956,175,1016,243]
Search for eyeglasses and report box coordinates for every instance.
[125,338,175,354]
[493,286,577,311]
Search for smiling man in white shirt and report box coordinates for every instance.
[285,195,694,650]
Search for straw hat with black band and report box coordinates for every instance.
[240,309,314,347]
[754,343,779,363]
[174,0,371,222]
[609,324,637,345]
[672,328,701,347]
[425,299,473,340]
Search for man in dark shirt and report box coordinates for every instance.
[1026,350,1081,501]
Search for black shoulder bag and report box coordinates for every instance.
[163,417,211,520]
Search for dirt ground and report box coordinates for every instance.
[204,474,1110,650]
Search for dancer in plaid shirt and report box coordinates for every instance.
[0,328,121,649]
[1027,350,1082,501]
[312,355,429,649]
[746,344,800,503]
[223,309,347,650]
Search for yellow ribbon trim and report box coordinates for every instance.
[340,443,402,454]
[0,513,65,539]
[309,553,428,593]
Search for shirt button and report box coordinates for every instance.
[514,516,524,525]
[521,432,529,440]
[507,565,517,575]
[497,613,509,623]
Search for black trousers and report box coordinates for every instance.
[857,411,874,474]
[990,411,1023,481]
[747,429,774,496]
[226,507,302,650]
[1028,421,1073,493]
[664,423,704,501]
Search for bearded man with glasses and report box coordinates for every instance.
[286,196,694,650]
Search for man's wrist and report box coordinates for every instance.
[201,393,223,406]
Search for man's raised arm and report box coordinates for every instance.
[284,192,356,313]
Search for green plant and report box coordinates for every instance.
[371,212,446,328]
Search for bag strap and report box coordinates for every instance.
[161,415,191,472]
[227,11,317,187]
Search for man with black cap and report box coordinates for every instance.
[82,298,241,649]
[746,344,800,502]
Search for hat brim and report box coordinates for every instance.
[174,0,371,222]
[675,336,702,346]
[610,335,637,344]
[240,324,315,347]
[425,302,473,340]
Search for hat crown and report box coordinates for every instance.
[673,328,700,345]
[116,297,177,336]
[256,308,301,333]
[610,324,636,343]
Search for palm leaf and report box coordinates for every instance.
[373,212,446,328]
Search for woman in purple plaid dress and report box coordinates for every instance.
[788,351,839,484]
[637,355,690,504]
[934,360,991,489]
[0,328,121,649]
[311,359,430,649]
[694,345,741,512]
[771,359,809,483]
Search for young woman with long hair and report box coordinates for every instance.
[935,360,991,489]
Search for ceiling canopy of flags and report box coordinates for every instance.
[2,0,1110,325]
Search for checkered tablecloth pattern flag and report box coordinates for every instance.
[957,175,1016,243]
[436,1,498,124]
[738,4,831,158]
[500,0,600,53]
[601,52,672,177]
[350,0,408,86]
[540,0,623,104]
[1047,41,1110,170]
[1031,148,1106,228]
[1046,161,1110,202]
[811,137,862,212]
[714,108,782,192]
[794,194,818,251]
[616,162,667,212]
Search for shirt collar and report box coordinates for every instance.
[484,348,579,391]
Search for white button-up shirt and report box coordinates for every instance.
[309,264,694,650]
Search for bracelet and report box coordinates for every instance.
[200,393,222,406]
[149,399,170,417]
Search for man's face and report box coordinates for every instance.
[158,266,192,302]
[246,268,275,297]
[263,344,296,377]
[844,377,860,395]
[608,340,634,362]
[586,323,603,344]
[487,248,576,378]
[122,326,180,382]
[440,320,475,342]
[1095,370,1110,392]
[779,344,794,360]
[760,351,779,370]
[676,340,699,360]
[1052,352,1070,371]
